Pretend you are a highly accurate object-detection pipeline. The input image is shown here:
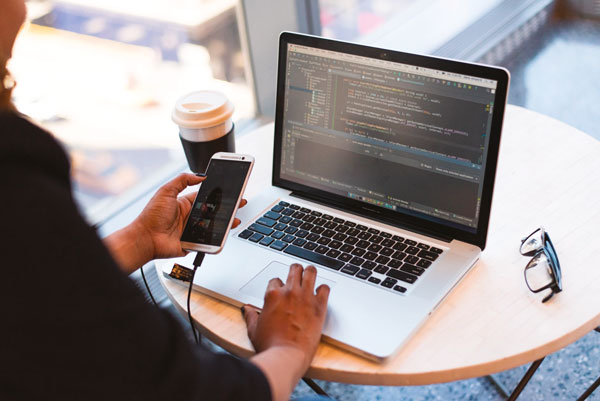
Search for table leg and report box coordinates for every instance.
[577,375,600,401]
[302,378,330,397]
[506,357,545,401]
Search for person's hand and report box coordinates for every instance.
[133,173,246,260]
[242,264,330,373]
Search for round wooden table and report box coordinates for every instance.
[156,105,600,386]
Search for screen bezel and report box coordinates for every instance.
[272,32,509,250]
[181,153,254,254]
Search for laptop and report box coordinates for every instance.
[161,32,509,361]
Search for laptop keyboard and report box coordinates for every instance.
[237,201,445,295]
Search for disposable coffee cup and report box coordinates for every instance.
[172,91,235,173]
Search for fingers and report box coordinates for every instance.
[316,284,331,307]
[161,173,204,197]
[231,218,241,229]
[239,199,248,208]
[266,277,284,293]
[302,265,317,294]
[285,264,303,288]
[242,304,260,338]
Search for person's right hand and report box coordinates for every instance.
[242,264,330,373]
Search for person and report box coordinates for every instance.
[0,1,330,400]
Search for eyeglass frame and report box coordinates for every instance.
[520,227,562,303]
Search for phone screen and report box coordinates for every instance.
[181,159,252,246]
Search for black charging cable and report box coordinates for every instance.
[188,252,205,344]
[140,265,158,307]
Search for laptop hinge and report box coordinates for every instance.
[290,191,453,243]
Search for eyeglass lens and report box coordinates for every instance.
[524,252,554,292]
[521,228,544,255]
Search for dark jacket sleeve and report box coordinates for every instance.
[0,112,271,401]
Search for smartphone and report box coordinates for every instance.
[180,152,254,254]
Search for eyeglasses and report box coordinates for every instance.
[520,227,562,303]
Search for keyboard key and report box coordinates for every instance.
[393,285,407,293]
[332,233,347,241]
[296,230,309,238]
[333,217,345,224]
[338,253,352,262]
[349,257,365,266]
[284,245,344,270]
[368,277,381,284]
[282,208,295,216]
[344,237,358,245]
[324,221,337,229]
[335,225,349,233]
[430,247,444,254]
[289,204,300,210]
[310,211,322,217]
[300,222,314,230]
[322,229,336,238]
[381,239,395,248]
[393,242,408,251]
[417,259,432,268]
[364,251,378,261]
[370,236,384,244]
[249,233,264,243]
[367,244,382,253]
[417,243,430,250]
[260,237,274,246]
[290,219,303,227]
[292,211,305,219]
[405,255,419,265]
[311,226,325,234]
[278,201,290,207]
[282,234,296,243]
[322,214,333,220]
[356,224,368,231]
[264,211,281,220]
[293,238,307,247]
[315,245,329,254]
[381,278,397,288]
[404,239,417,246]
[375,255,390,265]
[363,261,377,270]
[392,251,406,261]
[380,248,394,257]
[357,231,371,240]
[274,223,287,231]
[406,246,420,255]
[317,237,331,246]
[392,235,405,242]
[356,269,372,280]
[351,248,366,257]
[346,228,360,237]
[271,204,285,212]
[285,226,298,234]
[314,218,327,226]
[418,250,440,261]
[329,240,342,249]
[341,264,360,276]
[304,242,317,251]
[304,215,316,223]
[307,233,320,242]
[326,249,341,258]
[356,240,370,249]
[345,221,356,228]
[271,231,285,240]
[401,264,425,276]
[374,265,389,274]
[388,259,401,269]
[238,229,253,239]
[340,244,354,253]
[280,216,293,224]
[300,207,312,213]
[380,232,392,239]
[387,269,417,284]
[368,228,380,235]
[249,223,274,236]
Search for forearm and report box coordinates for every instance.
[250,346,308,401]
[103,220,154,274]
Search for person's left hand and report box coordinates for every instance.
[133,173,247,260]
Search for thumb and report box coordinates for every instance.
[242,304,260,338]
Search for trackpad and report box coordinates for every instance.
[240,261,337,301]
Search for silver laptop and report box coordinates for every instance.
[162,32,509,361]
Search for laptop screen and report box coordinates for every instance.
[277,42,499,234]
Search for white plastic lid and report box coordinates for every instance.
[172,91,234,129]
